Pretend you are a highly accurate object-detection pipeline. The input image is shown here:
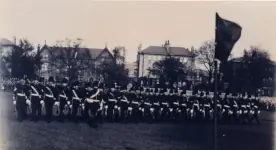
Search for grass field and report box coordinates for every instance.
[0,92,274,150]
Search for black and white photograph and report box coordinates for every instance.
[0,1,275,150]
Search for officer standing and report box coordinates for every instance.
[249,92,261,124]
[57,77,71,122]
[71,80,83,122]
[29,76,44,121]
[38,77,45,117]
[84,81,102,126]
[44,76,59,123]
[13,78,29,122]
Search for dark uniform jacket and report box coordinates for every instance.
[29,84,44,101]
[44,84,59,101]
[14,84,30,102]
[71,86,84,103]
[57,85,71,103]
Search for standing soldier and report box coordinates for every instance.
[29,76,44,121]
[71,80,83,122]
[13,78,30,122]
[24,77,32,116]
[84,81,103,126]
[249,92,261,124]
[44,76,59,123]
[38,77,45,117]
[104,82,118,122]
[57,77,71,122]
[83,81,92,122]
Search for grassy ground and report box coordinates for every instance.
[0,91,274,150]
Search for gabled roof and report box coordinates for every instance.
[0,38,14,46]
[139,46,195,57]
[40,45,112,60]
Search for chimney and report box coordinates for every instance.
[191,46,195,54]
[164,40,170,54]
[37,44,41,52]
[13,36,16,45]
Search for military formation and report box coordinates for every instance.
[12,76,261,126]
[1,78,19,92]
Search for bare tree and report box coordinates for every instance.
[196,40,215,82]
[113,46,126,65]
[53,38,91,81]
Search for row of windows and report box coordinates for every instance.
[143,55,189,61]
[141,55,189,64]
[41,63,48,71]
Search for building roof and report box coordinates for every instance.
[125,62,137,71]
[139,46,195,57]
[230,57,243,62]
[0,38,14,46]
[40,45,111,60]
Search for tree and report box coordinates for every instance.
[242,46,274,93]
[222,46,274,94]
[113,46,126,65]
[148,56,187,86]
[196,40,215,82]
[97,47,129,86]
[53,38,91,81]
[1,38,42,78]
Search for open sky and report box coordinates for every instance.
[1,0,276,63]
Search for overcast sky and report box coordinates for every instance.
[1,0,276,63]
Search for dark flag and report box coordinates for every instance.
[215,13,242,63]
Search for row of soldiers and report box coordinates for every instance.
[13,76,261,125]
[1,78,19,92]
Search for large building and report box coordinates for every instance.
[0,38,20,77]
[38,44,115,81]
[137,40,197,79]
[0,38,16,56]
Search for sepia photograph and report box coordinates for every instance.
[0,1,275,150]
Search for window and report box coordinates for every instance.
[43,54,49,61]
[41,63,48,71]
[181,57,187,63]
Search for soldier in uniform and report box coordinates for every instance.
[179,90,188,121]
[29,76,44,121]
[119,87,130,121]
[38,77,45,117]
[160,88,169,121]
[103,82,117,122]
[57,77,71,122]
[44,77,59,122]
[71,80,83,122]
[249,92,261,124]
[84,81,103,125]
[13,78,30,122]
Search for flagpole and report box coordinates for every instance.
[213,59,218,150]
[213,12,218,150]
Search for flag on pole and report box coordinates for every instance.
[215,13,242,63]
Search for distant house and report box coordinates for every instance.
[0,38,17,57]
[38,44,115,81]
[0,38,21,77]
[137,40,197,80]
[125,62,137,78]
